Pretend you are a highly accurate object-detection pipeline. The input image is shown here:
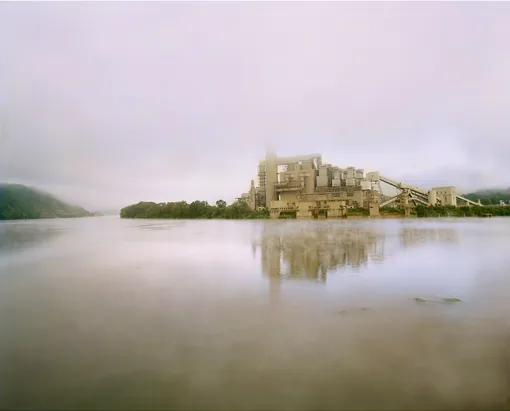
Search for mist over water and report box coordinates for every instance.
[1,217,510,410]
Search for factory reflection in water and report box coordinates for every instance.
[254,223,459,285]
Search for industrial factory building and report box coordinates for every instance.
[238,152,480,219]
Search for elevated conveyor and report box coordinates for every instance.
[379,175,428,196]
[378,175,433,206]
[456,195,480,207]
[378,174,480,208]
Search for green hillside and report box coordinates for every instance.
[462,188,510,205]
[0,184,92,220]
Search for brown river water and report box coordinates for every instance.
[1,217,510,410]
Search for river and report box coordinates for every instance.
[1,217,510,410]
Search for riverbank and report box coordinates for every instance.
[120,201,510,220]
[348,206,510,219]
[120,200,269,219]
[413,204,510,217]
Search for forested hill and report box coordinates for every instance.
[0,184,93,220]
[463,188,510,205]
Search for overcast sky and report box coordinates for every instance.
[1,2,509,210]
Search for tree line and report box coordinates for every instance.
[414,205,510,217]
[120,200,269,219]
[120,200,510,220]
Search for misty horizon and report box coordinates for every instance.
[1,2,510,211]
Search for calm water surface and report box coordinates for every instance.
[1,217,510,410]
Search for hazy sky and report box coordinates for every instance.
[1,2,510,210]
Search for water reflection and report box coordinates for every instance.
[256,223,459,284]
[2,218,510,410]
[400,227,459,248]
[0,221,67,255]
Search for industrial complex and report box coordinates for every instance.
[238,152,480,218]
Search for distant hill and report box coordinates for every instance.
[0,184,93,220]
[96,208,119,216]
[462,188,510,205]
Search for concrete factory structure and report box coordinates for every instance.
[237,152,480,219]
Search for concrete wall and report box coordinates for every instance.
[280,192,299,203]
[297,201,314,219]
[269,190,371,219]
[317,165,330,187]
[270,200,294,209]
[281,169,301,184]
[360,181,371,190]
[303,171,316,194]
[433,186,457,206]
[269,199,296,218]
[354,190,364,207]
[264,154,278,208]
[369,202,380,216]
[428,190,437,205]
[327,201,347,218]
[366,171,380,182]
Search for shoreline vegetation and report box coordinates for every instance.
[2,182,508,221]
[120,200,269,220]
[120,201,510,219]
